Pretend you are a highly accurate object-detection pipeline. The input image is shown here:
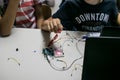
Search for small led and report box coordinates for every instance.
[54,49,64,57]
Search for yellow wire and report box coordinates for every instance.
[8,57,20,66]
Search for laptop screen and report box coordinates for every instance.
[81,37,120,80]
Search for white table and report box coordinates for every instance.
[0,28,88,80]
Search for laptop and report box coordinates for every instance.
[100,27,120,37]
[81,37,120,80]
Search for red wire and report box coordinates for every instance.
[47,30,61,47]
[47,34,58,47]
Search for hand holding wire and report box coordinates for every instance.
[40,18,63,33]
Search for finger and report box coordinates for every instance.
[49,21,54,32]
[45,20,51,32]
[57,24,63,33]
[40,23,49,31]
[52,19,59,33]
[56,19,63,32]
[53,19,62,33]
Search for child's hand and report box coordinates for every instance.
[41,17,63,33]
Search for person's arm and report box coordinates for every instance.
[0,0,20,37]
[52,1,75,30]
[34,4,63,33]
[117,13,120,25]
[34,4,51,28]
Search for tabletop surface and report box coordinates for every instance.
[0,28,97,80]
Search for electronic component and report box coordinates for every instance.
[42,47,54,56]
[54,49,64,58]
[42,47,64,57]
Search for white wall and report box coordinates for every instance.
[51,0,62,15]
